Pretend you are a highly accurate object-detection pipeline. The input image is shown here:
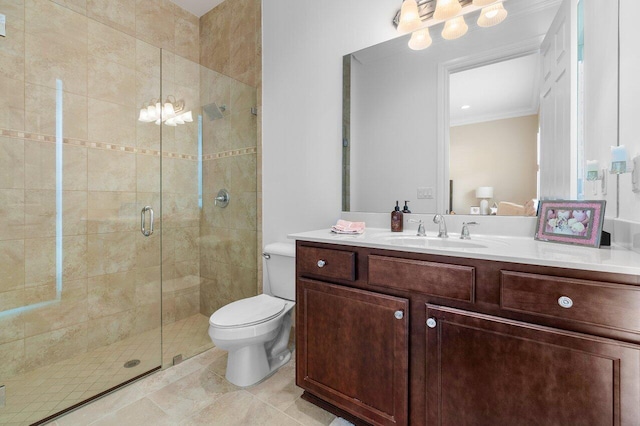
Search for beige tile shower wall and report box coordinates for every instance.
[200,0,263,304]
[200,0,260,94]
[199,66,258,315]
[0,0,199,379]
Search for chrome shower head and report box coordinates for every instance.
[203,102,227,121]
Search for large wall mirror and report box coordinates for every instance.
[343,0,618,217]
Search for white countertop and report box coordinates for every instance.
[288,228,640,276]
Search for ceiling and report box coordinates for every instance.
[449,53,541,127]
[170,0,224,17]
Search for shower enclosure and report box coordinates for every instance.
[0,1,258,424]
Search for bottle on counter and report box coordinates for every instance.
[402,201,411,214]
[391,201,403,232]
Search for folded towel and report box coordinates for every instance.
[331,219,365,234]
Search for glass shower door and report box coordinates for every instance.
[0,3,163,422]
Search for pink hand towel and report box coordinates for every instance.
[331,220,365,234]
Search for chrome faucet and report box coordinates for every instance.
[433,214,448,238]
[409,219,426,236]
[460,222,478,240]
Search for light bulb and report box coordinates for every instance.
[147,105,157,121]
[138,108,149,122]
[397,0,421,34]
[442,16,468,40]
[408,28,432,50]
[477,2,507,27]
[181,111,193,122]
[163,101,176,120]
[434,0,462,21]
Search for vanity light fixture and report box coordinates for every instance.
[442,15,468,40]
[433,0,462,21]
[477,2,507,27]
[398,0,422,34]
[392,0,509,50]
[138,96,193,126]
[409,27,433,50]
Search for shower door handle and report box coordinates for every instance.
[141,206,154,237]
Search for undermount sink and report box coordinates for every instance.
[376,235,508,250]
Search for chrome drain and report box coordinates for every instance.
[124,359,140,368]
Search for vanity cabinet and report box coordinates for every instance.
[295,241,640,426]
[296,276,409,425]
[425,305,640,426]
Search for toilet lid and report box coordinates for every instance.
[210,294,286,328]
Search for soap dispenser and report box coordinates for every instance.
[391,201,403,232]
[402,201,411,214]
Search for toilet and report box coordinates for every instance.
[208,242,295,387]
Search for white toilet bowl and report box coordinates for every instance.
[209,295,295,387]
[208,241,296,387]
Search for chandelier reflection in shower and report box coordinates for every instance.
[395,0,508,50]
[138,96,193,126]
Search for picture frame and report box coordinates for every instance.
[469,206,480,215]
[534,200,606,248]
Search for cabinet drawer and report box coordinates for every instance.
[501,271,640,333]
[297,246,356,281]
[369,255,475,302]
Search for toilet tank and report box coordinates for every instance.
[264,242,296,301]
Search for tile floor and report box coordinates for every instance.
[0,314,213,426]
[47,347,337,426]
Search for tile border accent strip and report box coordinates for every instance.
[202,147,257,160]
[0,128,257,160]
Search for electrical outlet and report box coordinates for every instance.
[417,187,434,199]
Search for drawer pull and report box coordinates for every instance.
[394,310,404,320]
[317,260,326,268]
[558,296,573,309]
[426,318,437,328]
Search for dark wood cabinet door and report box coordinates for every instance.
[297,278,409,426]
[425,305,640,426]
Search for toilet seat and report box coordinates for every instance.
[210,294,285,329]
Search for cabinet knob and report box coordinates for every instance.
[394,310,404,320]
[317,260,326,268]
[558,296,573,309]
[426,318,437,328]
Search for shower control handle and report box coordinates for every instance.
[141,206,154,237]
[214,189,230,208]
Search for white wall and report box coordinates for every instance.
[262,0,399,245]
